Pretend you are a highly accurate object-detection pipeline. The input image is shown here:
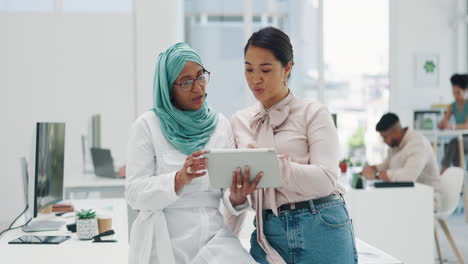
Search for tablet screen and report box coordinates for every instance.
[205,148,282,188]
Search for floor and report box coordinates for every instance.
[435,208,468,263]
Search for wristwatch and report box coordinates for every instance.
[374,170,380,179]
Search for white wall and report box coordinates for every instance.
[0,13,134,228]
[0,0,178,229]
[134,0,180,116]
[389,0,465,126]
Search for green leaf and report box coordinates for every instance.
[424,61,436,73]
[76,209,96,219]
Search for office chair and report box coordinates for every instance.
[434,167,465,264]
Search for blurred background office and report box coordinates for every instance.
[1,0,467,263]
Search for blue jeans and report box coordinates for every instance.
[250,199,358,264]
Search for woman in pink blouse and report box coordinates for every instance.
[228,27,357,264]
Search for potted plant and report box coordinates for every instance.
[76,209,98,240]
[339,158,349,173]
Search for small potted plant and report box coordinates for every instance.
[76,209,98,240]
[339,158,349,173]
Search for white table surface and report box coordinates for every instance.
[64,173,125,188]
[238,210,402,264]
[1,198,401,264]
[343,182,434,264]
[0,199,128,264]
[417,129,468,137]
[64,173,125,198]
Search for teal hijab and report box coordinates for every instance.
[152,42,218,155]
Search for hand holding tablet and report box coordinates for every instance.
[228,165,263,206]
[174,150,208,192]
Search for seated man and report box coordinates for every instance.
[362,113,441,208]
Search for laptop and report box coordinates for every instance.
[91,148,123,178]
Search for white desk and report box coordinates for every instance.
[0,199,128,264]
[1,198,401,264]
[64,173,125,199]
[238,210,402,264]
[343,183,434,264]
[418,129,468,222]
[355,239,402,264]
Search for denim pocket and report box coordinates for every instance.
[263,214,286,238]
[317,202,350,228]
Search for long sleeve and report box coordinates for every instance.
[386,142,428,181]
[223,127,251,216]
[221,122,251,213]
[231,94,345,263]
[376,151,390,171]
[231,93,344,209]
[278,106,339,197]
[220,117,251,234]
[125,118,180,211]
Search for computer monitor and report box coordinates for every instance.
[82,114,101,173]
[23,122,66,232]
[413,110,443,130]
[89,114,101,148]
[332,113,337,128]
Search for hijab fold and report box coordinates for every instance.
[152,42,217,155]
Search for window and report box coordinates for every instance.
[323,0,389,163]
[0,0,54,12]
[0,0,132,13]
[184,0,285,117]
[184,0,389,163]
[62,0,132,13]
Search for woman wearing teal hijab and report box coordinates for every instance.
[125,43,258,264]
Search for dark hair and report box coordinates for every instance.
[450,74,468,90]
[376,113,400,132]
[244,27,294,69]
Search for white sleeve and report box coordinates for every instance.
[218,114,251,214]
[386,142,428,182]
[125,118,180,211]
[220,113,236,149]
[376,150,391,171]
[277,106,339,197]
[222,189,251,215]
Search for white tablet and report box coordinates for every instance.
[204,148,283,189]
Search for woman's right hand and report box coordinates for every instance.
[175,150,207,192]
[229,166,263,207]
[438,120,449,130]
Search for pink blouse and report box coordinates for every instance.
[230,92,344,264]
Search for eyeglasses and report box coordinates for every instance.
[173,71,211,92]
